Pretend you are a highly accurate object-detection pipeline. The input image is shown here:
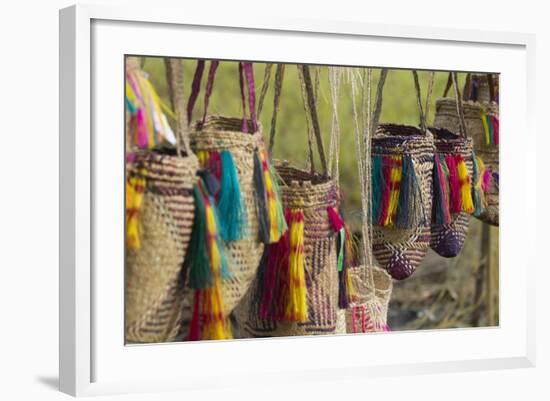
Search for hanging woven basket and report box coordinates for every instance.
[189,116,267,313]
[235,65,343,337]
[429,127,475,257]
[125,149,199,343]
[371,123,435,280]
[345,265,392,333]
[236,162,341,336]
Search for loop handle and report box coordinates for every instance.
[164,58,191,156]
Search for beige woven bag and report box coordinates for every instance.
[345,68,393,334]
[235,65,342,337]
[125,58,198,343]
[433,73,499,226]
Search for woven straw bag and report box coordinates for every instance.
[185,61,283,315]
[463,73,499,104]
[433,73,499,226]
[345,68,393,334]
[125,59,199,343]
[429,127,474,257]
[370,71,436,280]
[345,266,392,333]
[235,65,342,336]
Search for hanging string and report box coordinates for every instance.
[269,64,285,153]
[257,63,273,118]
[424,71,435,123]
[349,68,377,294]
[328,67,343,183]
[297,65,316,173]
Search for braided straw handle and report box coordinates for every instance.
[442,71,468,138]
[164,58,191,156]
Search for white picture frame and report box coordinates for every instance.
[59,3,536,397]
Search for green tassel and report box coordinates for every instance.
[218,151,247,241]
[371,155,383,224]
[268,157,288,236]
[396,155,423,228]
[186,183,211,289]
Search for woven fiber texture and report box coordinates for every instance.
[235,162,340,337]
[372,123,435,280]
[125,150,198,343]
[345,265,393,333]
[433,98,499,226]
[189,115,265,314]
[429,127,474,257]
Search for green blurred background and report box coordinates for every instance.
[138,57,498,331]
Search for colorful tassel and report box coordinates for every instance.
[253,152,270,243]
[471,154,487,216]
[456,155,474,213]
[284,209,308,322]
[396,155,423,228]
[186,180,232,340]
[433,153,452,225]
[379,156,402,227]
[254,150,287,244]
[371,155,384,223]
[217,151,247,241]
[126,175,145,249]
[492,115,499,146]
[126,69,176,149]
[445,154,462,213]
[261,150,287,243]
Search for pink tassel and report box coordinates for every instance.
[492,116,499,146]
[136,109,149,148]
[482,167,492,192]
[445,154,462,213]
[327,207,344,232]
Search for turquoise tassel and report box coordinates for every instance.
[371,155,383,223]
[186,183,212,289]
[396,155,423,228]
[217,150,247,241]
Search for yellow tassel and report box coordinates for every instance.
[384,156,402,226]
[457,156,474,213]
[481,110,490,146]
[285,209,308,322]
[197,150,210,168]
[126,175,145,249]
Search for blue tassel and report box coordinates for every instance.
[217,150,247,241]
[396,155,423,228]
[371,155,384,224]
[197,170,220,198]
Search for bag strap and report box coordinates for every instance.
[441,71,468,138]
[257,63,273,118]
[164,58,191,156]
[268,64,285,152]
[187,60,205,126]
[486,73,496,102]
[239,62,258,133]
[301,65,328,176]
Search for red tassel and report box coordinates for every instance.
[187,290,202,341]
[327,206,344,232]
[445,154,462,213]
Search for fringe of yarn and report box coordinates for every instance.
[186,180,232,340]
[471,154,488,216]
[253,152,270,243]
[259,218,290,320]
[217,151,247,241]
[456,155,474,213]
[396,155,423,228]
[371,155,384,224]
[126,70,176,148]
[433,153,452,225]
[284,209,307,322]
[257,150,287,243]
[444,154,462,213]
[481,110,499,147]
[327,206,353,309]
[378,156,402,226]
[126,174,145,249]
